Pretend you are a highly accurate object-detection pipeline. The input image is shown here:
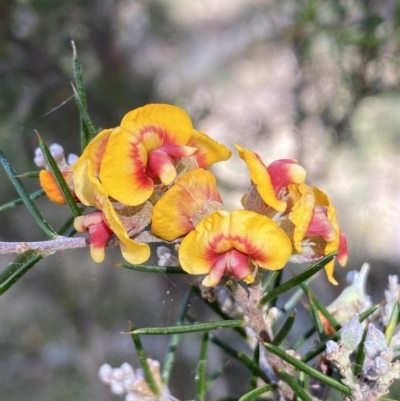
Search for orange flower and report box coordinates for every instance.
[73,159,150,264]
[179,210,292,287]
[100,104,231,206]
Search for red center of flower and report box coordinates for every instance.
[211,248,252,283]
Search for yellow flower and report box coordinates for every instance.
[39,128,112,204]
[179,210,292,287]
[99,104,231,206]
[72,159,150,264]
[236,144,347,285]
[152,169,224,241]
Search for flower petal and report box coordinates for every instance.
[152,169,223,241]
[267,159,306,194]
[39,170,72,204]
[179,210,291,286]
[187,130,232,168]
[74,159,151,264]
[100,104,196,206]
[235,144,286,212]
[228,210,292,270]
[72,128,112,175]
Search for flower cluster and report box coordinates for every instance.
[37,103,347,286]
[98,360,175,401]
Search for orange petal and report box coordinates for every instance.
[187,130,232,168]
[39,170,72,204]
[152,169,223,241]
[235,144,286,212]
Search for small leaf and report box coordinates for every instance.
[308,292,327,342]
[71,83,97,141]
[71,41,90,151]
[238,384,277,401]
[0,250,44,295]
[262,270,281,292]
[292,327,316,350]
[385,301,399,345]
[354,326,368,376]
[0,150,58,238]
[259,252,337,306]
[301,283,341,332]
[36,133,82,218]
[130,320,244,335]
[120,263,186,274]
[278,369,312,401]
[209,333,270,384]
[195,332,209,401]
[162,287,193,384]
[248,344,260,391]
[129,324,160,396]
[16,171,40,178]
[0,189,45,212]
[263,343,352,396]
[273,311,296,346]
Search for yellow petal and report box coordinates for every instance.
[235,144,286,212]
[188,130,232,168]
[289,183,315,253]
[152,169,223,241]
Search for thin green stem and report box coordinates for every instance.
[0,189,45,211]
[195,332,209,401]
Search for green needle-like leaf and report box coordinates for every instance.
[238,384,277,401]
[302,303,380,362]
[262,270,281,292]
[0,189,45,211]
[36,133,82,218]
[301,283,341,332]
[131,320,244,335]
[162,287,193,384]
[208,333,270,383]
[308,292,326,342]
[385,301,399,345]
[71,41,90,150]
[292,327,316,350]
[120,263,186,274]
[16,171,40,178]
[0,250,44,295]
[205,363,227,392]
[129,324,160,396]
[196,332,209,401]
[272,311,296,346]
[192,285,247,339]
[280,277,313,314]
[259,252,337,306]
[354,326,368,376]
[248,344,260,391]
[279,369,312,401]
[0,150,58,238]
[264,343,352,395]
[71,83,97,140]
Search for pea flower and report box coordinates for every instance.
[72,159,151,264]
[38,129,112,204]
[179,210,292,287]
[99,104,231,206]
[151,168,224,241]
[236,144,347,285]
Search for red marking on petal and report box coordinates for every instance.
[157,144,197,158]
[147,149,176,184]
[88,216,113,249]
[337,233,348,266]
[267,159,306,194]
[305,205,336,242]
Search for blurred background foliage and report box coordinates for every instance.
[1,0,400,400]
